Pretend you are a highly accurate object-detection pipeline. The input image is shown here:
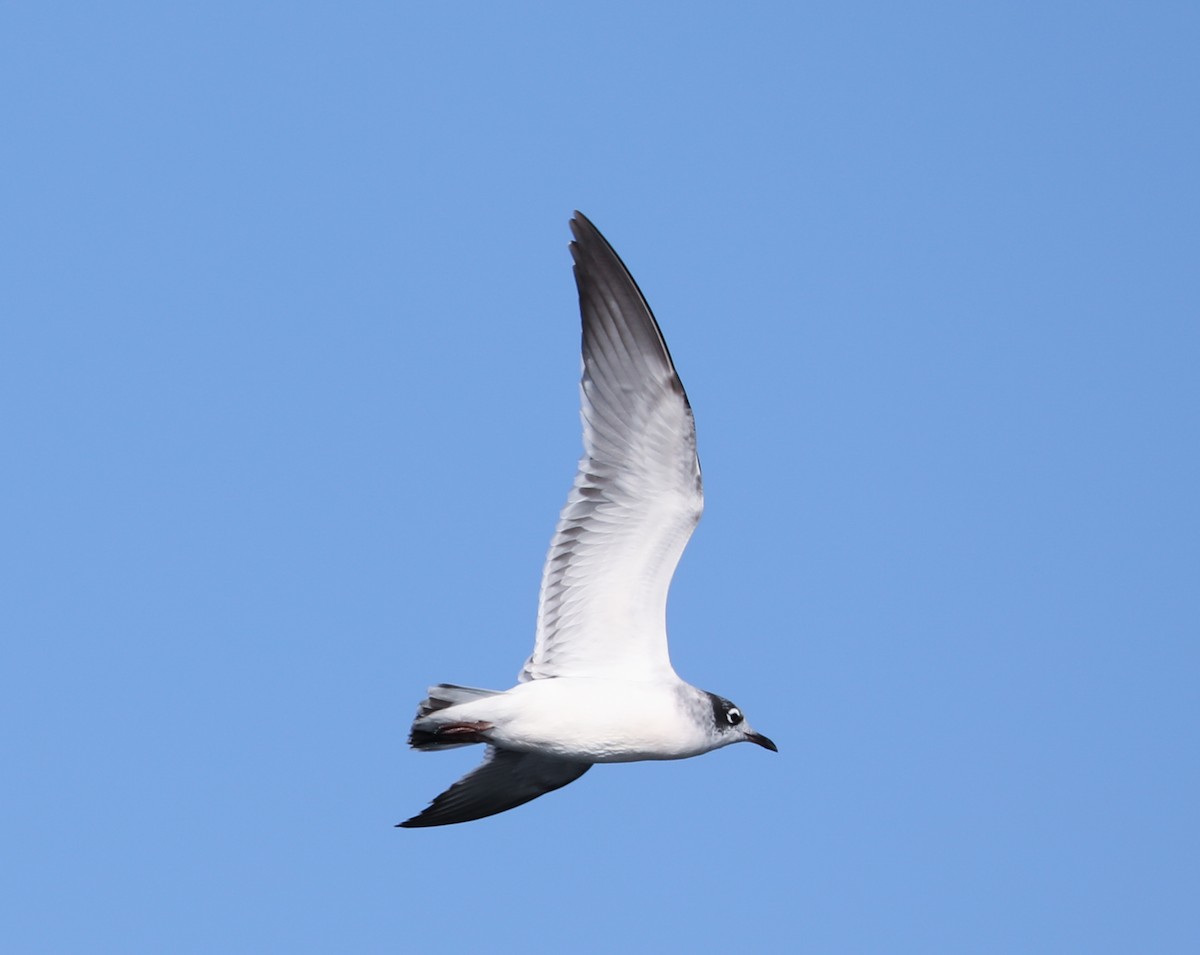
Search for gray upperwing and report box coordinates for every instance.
[397,748,592,828]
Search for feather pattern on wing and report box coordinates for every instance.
[519,212,703,683]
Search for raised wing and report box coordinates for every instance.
[397,748,591,828]
[519,212,704,683]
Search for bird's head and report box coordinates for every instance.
[704,692,777,752]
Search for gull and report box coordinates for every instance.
[398,212,776,828]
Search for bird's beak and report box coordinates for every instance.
[748,732,778,752]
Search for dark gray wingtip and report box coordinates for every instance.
[566,211,690,405]
[568,209,601,244]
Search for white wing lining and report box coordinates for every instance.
[520,213,704,683]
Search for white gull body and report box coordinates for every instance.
[399,213,776,828]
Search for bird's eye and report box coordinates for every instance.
[726,707,743,726]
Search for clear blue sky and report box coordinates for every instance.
[3,3,1197,952]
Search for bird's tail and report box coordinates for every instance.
[409,684,501,750]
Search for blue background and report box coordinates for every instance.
[3,3,1197,952]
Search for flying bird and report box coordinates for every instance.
[399,212,776,828]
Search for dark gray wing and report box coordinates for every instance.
[397,748,591,828]
[520,212,703,683]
